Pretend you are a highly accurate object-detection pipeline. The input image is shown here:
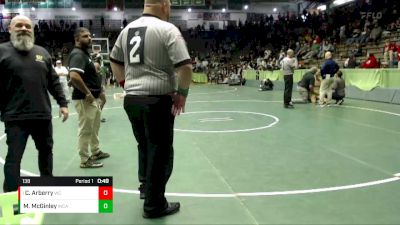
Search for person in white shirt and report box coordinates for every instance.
[54,60,70,101]
[280,49,298,108]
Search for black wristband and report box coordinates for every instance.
[177,87,189,97]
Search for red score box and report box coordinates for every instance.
[99,186,113,200]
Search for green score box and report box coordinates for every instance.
[99,200,113,213]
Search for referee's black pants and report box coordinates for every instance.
[3,120,53,192]
[124,95,175,213]
[284,75,293,105]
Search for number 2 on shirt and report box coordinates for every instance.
[127,27,147,64]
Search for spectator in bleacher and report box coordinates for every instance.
[344,54,358,68]
[297,67,318,103]
[332,71,345,105]
[318,40,335,59]
[281,49,298,109]
[346,28,361,45]
[302,40,320,60]
[397,46,400,69]
[369,22,383,44]
[228,72,241,86]
[383,39,397,68]
[348,43,363,57]
[357,27,370,45]
[361,52,379,68]
[296,41,309,58]
[339,25,346,41]
[320,51,339,105]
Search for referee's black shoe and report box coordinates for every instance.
[142,202,180,219]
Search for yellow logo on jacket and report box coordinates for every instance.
[35,55,44,63]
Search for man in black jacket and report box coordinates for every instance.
[0,15,69,192]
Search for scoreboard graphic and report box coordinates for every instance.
[18,177,113,213]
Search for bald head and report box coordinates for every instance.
[309,66,318,74]
[10,15,33,28]
[143,0,171,21]
[287,49,294,58]
[325,51,332,59]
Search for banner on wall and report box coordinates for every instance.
[360,11,383,21]
[6,0,43,2]
[188,13,203,20]
[55,15,80,20]
[171,0,205,6]
[203,12,230,21]
[94,15,111,20]
[0,12,19,19]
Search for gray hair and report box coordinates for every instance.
[309,66,318,74]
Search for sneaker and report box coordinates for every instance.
[80,159,103,168]
[139,184,146,200]
[337,99,344,105]
[90,151,110,160]
[101,118,106,123]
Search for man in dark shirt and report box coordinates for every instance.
[0,15,69,192]
[297,67,318,103]
[320,51,339,105]
[68,27,109,169]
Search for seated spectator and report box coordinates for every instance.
[361,53,379,68]
[383,39,397,68]
[318,40,334,59]
[297,67,318,103]
[346,28,361,45]
[228,73,241,86]
[208,71,217,84]
[303,40,320,60]
[397,46,400,69]
[259,78,274,91]
[344,54,359,68]
[357,27,370,44]
[296,41,309,58]
[369,22,383,44]
[348,43,363,57]
[332,71,345,105]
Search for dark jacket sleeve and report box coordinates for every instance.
[0,49,5,113]
[321,62,327,78]
[47,57,68,108]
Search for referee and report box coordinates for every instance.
[110,0,192,219]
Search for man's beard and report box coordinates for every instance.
[10,31,35,51]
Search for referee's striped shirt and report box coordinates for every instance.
[110,14,191,95]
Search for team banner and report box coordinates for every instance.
[171,0,205,6]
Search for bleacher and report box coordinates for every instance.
[334,31,400,67]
